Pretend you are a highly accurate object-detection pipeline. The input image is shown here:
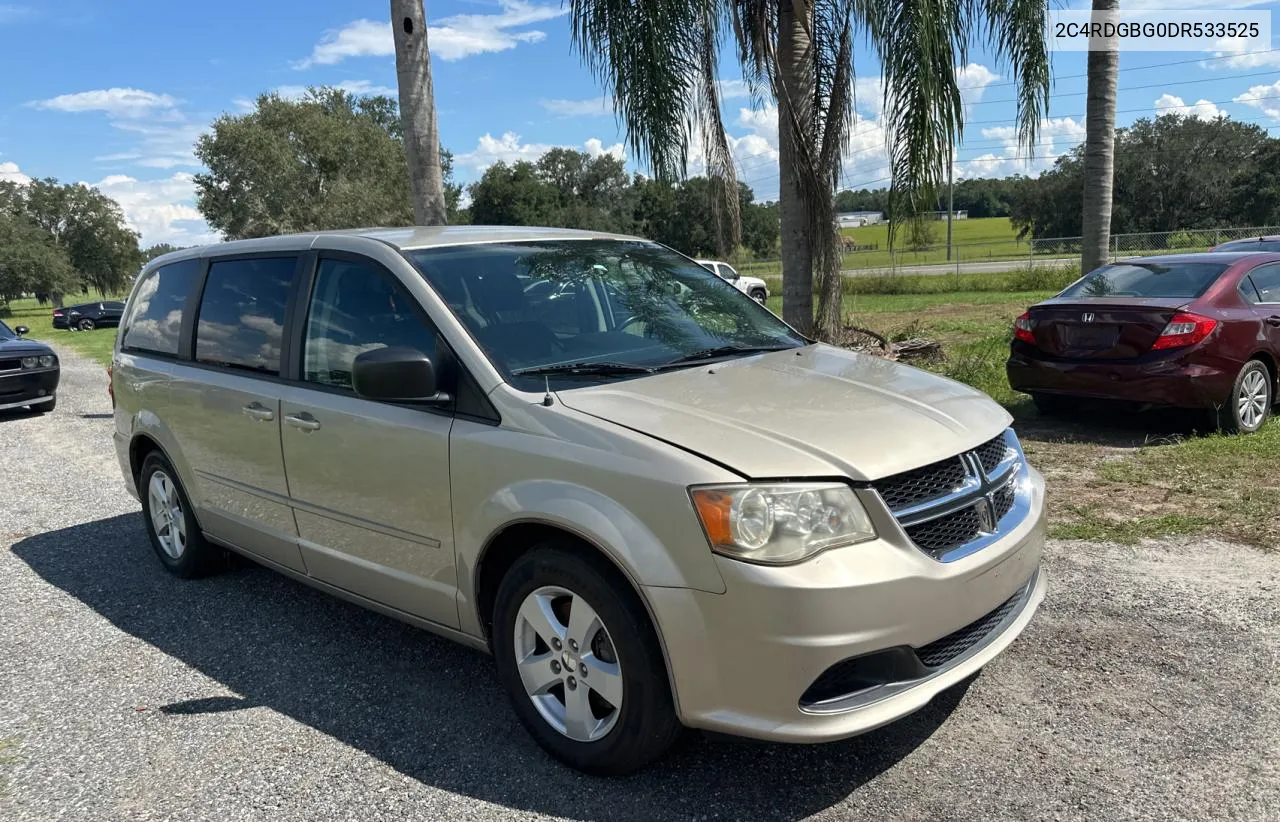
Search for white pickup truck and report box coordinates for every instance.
[695,259,770,303]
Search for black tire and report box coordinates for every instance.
[491,543,682,775]
[1215,360,1273,434]
[139,452,221,578]
[749,288,767,303]
[1031,392,1079,416]
[33,395,56,413]
[78,318,96,331]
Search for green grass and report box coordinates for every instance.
[756,262,1080,299]
[1050,510,1217,543]
[0,296,119,367]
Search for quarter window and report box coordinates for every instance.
[121,258,201,355]
[195,256,296,375]
[303,257,438,391]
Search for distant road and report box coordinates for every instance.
[842,256,1078,277]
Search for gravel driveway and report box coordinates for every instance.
[2,345,1278,821]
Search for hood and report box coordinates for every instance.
[740,275,767,289]
[557,344,1011,481]
[0,337,54,356]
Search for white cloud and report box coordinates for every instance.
[0,160,30,185]
[273,80,397,101]
[32,88,178,118]
[106,119,204,170]
[455,131,625,173]
[1234,80,1280,121]
[296,1,565,68]
[959,116,1087,178]
[854,77,884,117]
[88,173,218,247]
[717,79,752,100]
[541,95,612,117]
[1154,93,1224,120]
[956,63,999,107]
[1203,36,1280,69]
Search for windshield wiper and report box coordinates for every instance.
[661,344,796,366]
[512,361,656,377]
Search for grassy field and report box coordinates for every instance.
[741,217,1031,275]
[762,289,1280,548]
[1,297,119,367]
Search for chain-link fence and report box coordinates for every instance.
[738,224,1280,278]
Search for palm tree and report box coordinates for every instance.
[391,0,448,225]
[1081,0,1119,275]
[570,0,1050,338]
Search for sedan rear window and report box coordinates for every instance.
[1060,261,1229,299]
[1214,240,1280,252]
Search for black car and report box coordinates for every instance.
[0,320,59,413]
[52,300,125,331]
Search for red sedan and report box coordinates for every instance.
[1007,252,1280,433]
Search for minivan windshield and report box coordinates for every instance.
[406,240,805,389]
[1059,261,1229,300]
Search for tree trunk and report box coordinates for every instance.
[776,1,816,336]
[1081,0,1119,275]
[391,0,448,225]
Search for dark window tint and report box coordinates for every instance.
[104,301,126,310]
[1250,265,1280,302]
[303,257,438,391]
[1240,277,1262,304]
[1060,261,1229,300]
[195,257,295,375]
[1216,240,1280,252]
[122,258,201,355]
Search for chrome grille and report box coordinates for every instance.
[873,455,969,512]
[872,429,1027,562]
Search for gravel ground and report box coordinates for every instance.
[1,345,1278,821]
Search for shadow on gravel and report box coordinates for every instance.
[13,514,966,821]
[1015,400,1217,448]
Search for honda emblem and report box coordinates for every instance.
[1081,312,1095,323]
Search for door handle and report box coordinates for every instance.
[1267,316,1280,328]
[241,402,275,422]
[285,412,321,432]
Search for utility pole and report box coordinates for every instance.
[946,154,954,262]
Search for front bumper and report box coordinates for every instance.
[1007,345,1235,408]
[0,367,59,411]
[648,467,1046,743]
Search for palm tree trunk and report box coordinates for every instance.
[391,0,448,225]
[777,1,816,337]
[1081,0,1119,274]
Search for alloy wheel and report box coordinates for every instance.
[1238,368,1269,430]
[147,470,187,559]
[512,585,624,742]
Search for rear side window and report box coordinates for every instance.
[195,256,296,375]
[302,257,438,391]
[121,259,201,355]
[1060,261,1228,300]
[1249,265,1280,303]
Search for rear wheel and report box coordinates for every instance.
[139,453,221,577]
[78,318,96,331]
[491,543,682,775]
[1031,392,1079,416]
[1217,360,1272,434]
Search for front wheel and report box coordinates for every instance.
[749,288,767,304]
[1217,360,1273,434]
[491,544,682,775]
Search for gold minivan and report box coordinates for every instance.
[111,226,1046,774]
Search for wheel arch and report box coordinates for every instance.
[1247,350,1277,392]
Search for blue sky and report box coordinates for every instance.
[1,0,1278,247]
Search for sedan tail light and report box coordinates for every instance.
[1151,312,1218,350]
[52,310,63,317]
[1013,311,1037,345]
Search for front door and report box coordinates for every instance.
[279,255,458,628]
[1245,263,1280,355]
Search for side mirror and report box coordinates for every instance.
[14,326,28,336]
[352,346,450,404]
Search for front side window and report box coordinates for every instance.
[122,258,201,355]
[405,240,804,390]
[1060,261,1229,300]
[303,257,439,391]
[195,256,295,375]
[0,320,15,340]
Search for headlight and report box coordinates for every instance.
[20,356,38,369]
[38,354,55,368]
[690,483,875,564]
